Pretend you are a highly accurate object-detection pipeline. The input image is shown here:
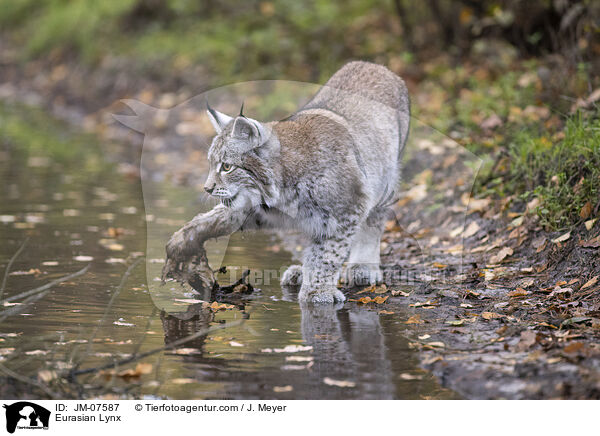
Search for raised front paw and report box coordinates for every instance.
[281,265,303,287]
[165,225,199,261]
[298,285,346,304]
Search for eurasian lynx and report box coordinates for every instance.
[167,61,410,303]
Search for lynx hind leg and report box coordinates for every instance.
[344,208,389,286]
[281,265,303,287]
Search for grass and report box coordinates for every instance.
[477,110,600,231]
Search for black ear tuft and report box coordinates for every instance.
[239,102,245,117]
[207,101,218,120]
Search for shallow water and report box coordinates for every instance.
[0,104,457,400]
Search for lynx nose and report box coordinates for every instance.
[204,183,215,194]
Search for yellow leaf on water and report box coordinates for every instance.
[323,377,356,388]
[405,315,424,324]
[273,385,293,393]
[433,262,448,269]
[171,378,196,385]
[229,341,244,347]
[373,296,388,304]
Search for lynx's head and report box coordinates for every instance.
[205,104,280,210]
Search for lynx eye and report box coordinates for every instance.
[220,162,234,173]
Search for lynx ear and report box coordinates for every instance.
[206,104,233,133]
[232,116,259,140]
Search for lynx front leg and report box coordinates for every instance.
[162,204,248,286]
[299,223,357,303]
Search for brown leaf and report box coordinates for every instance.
[489,247,513,264]
[481,312,502,320]
[580,201,593,220]
[378,310,395,315]
[508,288,528,297]
[581,276,598,291]
[405,315,424,324]
[516,330,537,351]
[391,290,410,297]
[563,342,584,354]
[373,295,389,304]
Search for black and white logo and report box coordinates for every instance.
[3,402,50,434]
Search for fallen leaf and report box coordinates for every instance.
[9,268,42,276]
[399,373,423,380]
[378,310,395,315]
[265,345,313,353]
[37,370,57,383]
[171,378,196,385]
[508,288,528,297]
[74,255,94,262]
[481,312,502,320]
[426,341,445,348]
[174,348,201,355]
[446,319,465,326]
[462,221,481,238]
[323,377,356,388]
[273,385,293,393]
[581,237,600,248]
[229,341,244,347]
[25,350,49,356]
[584,219,597,231]
[581,276,598,290]
[563,342,584,354]
[373,284,388,294]
[551,232,571,244]
[489,247,513,264]
[580,201,593,220]
[410,300,438,308]
[433,262,448,269]
[286,356,313,362]
[418,334,431,340]
[373,295,388,304]
[210,301,235,311]
[516,330,537,351]
[357,296,372,304]
[391,290,410,297]
[405,315,424,324]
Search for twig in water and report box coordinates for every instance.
[1,264,90,305]
[0,237,29,301]
[0,265,90,322]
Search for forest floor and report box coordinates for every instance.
[1,42,599,398]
